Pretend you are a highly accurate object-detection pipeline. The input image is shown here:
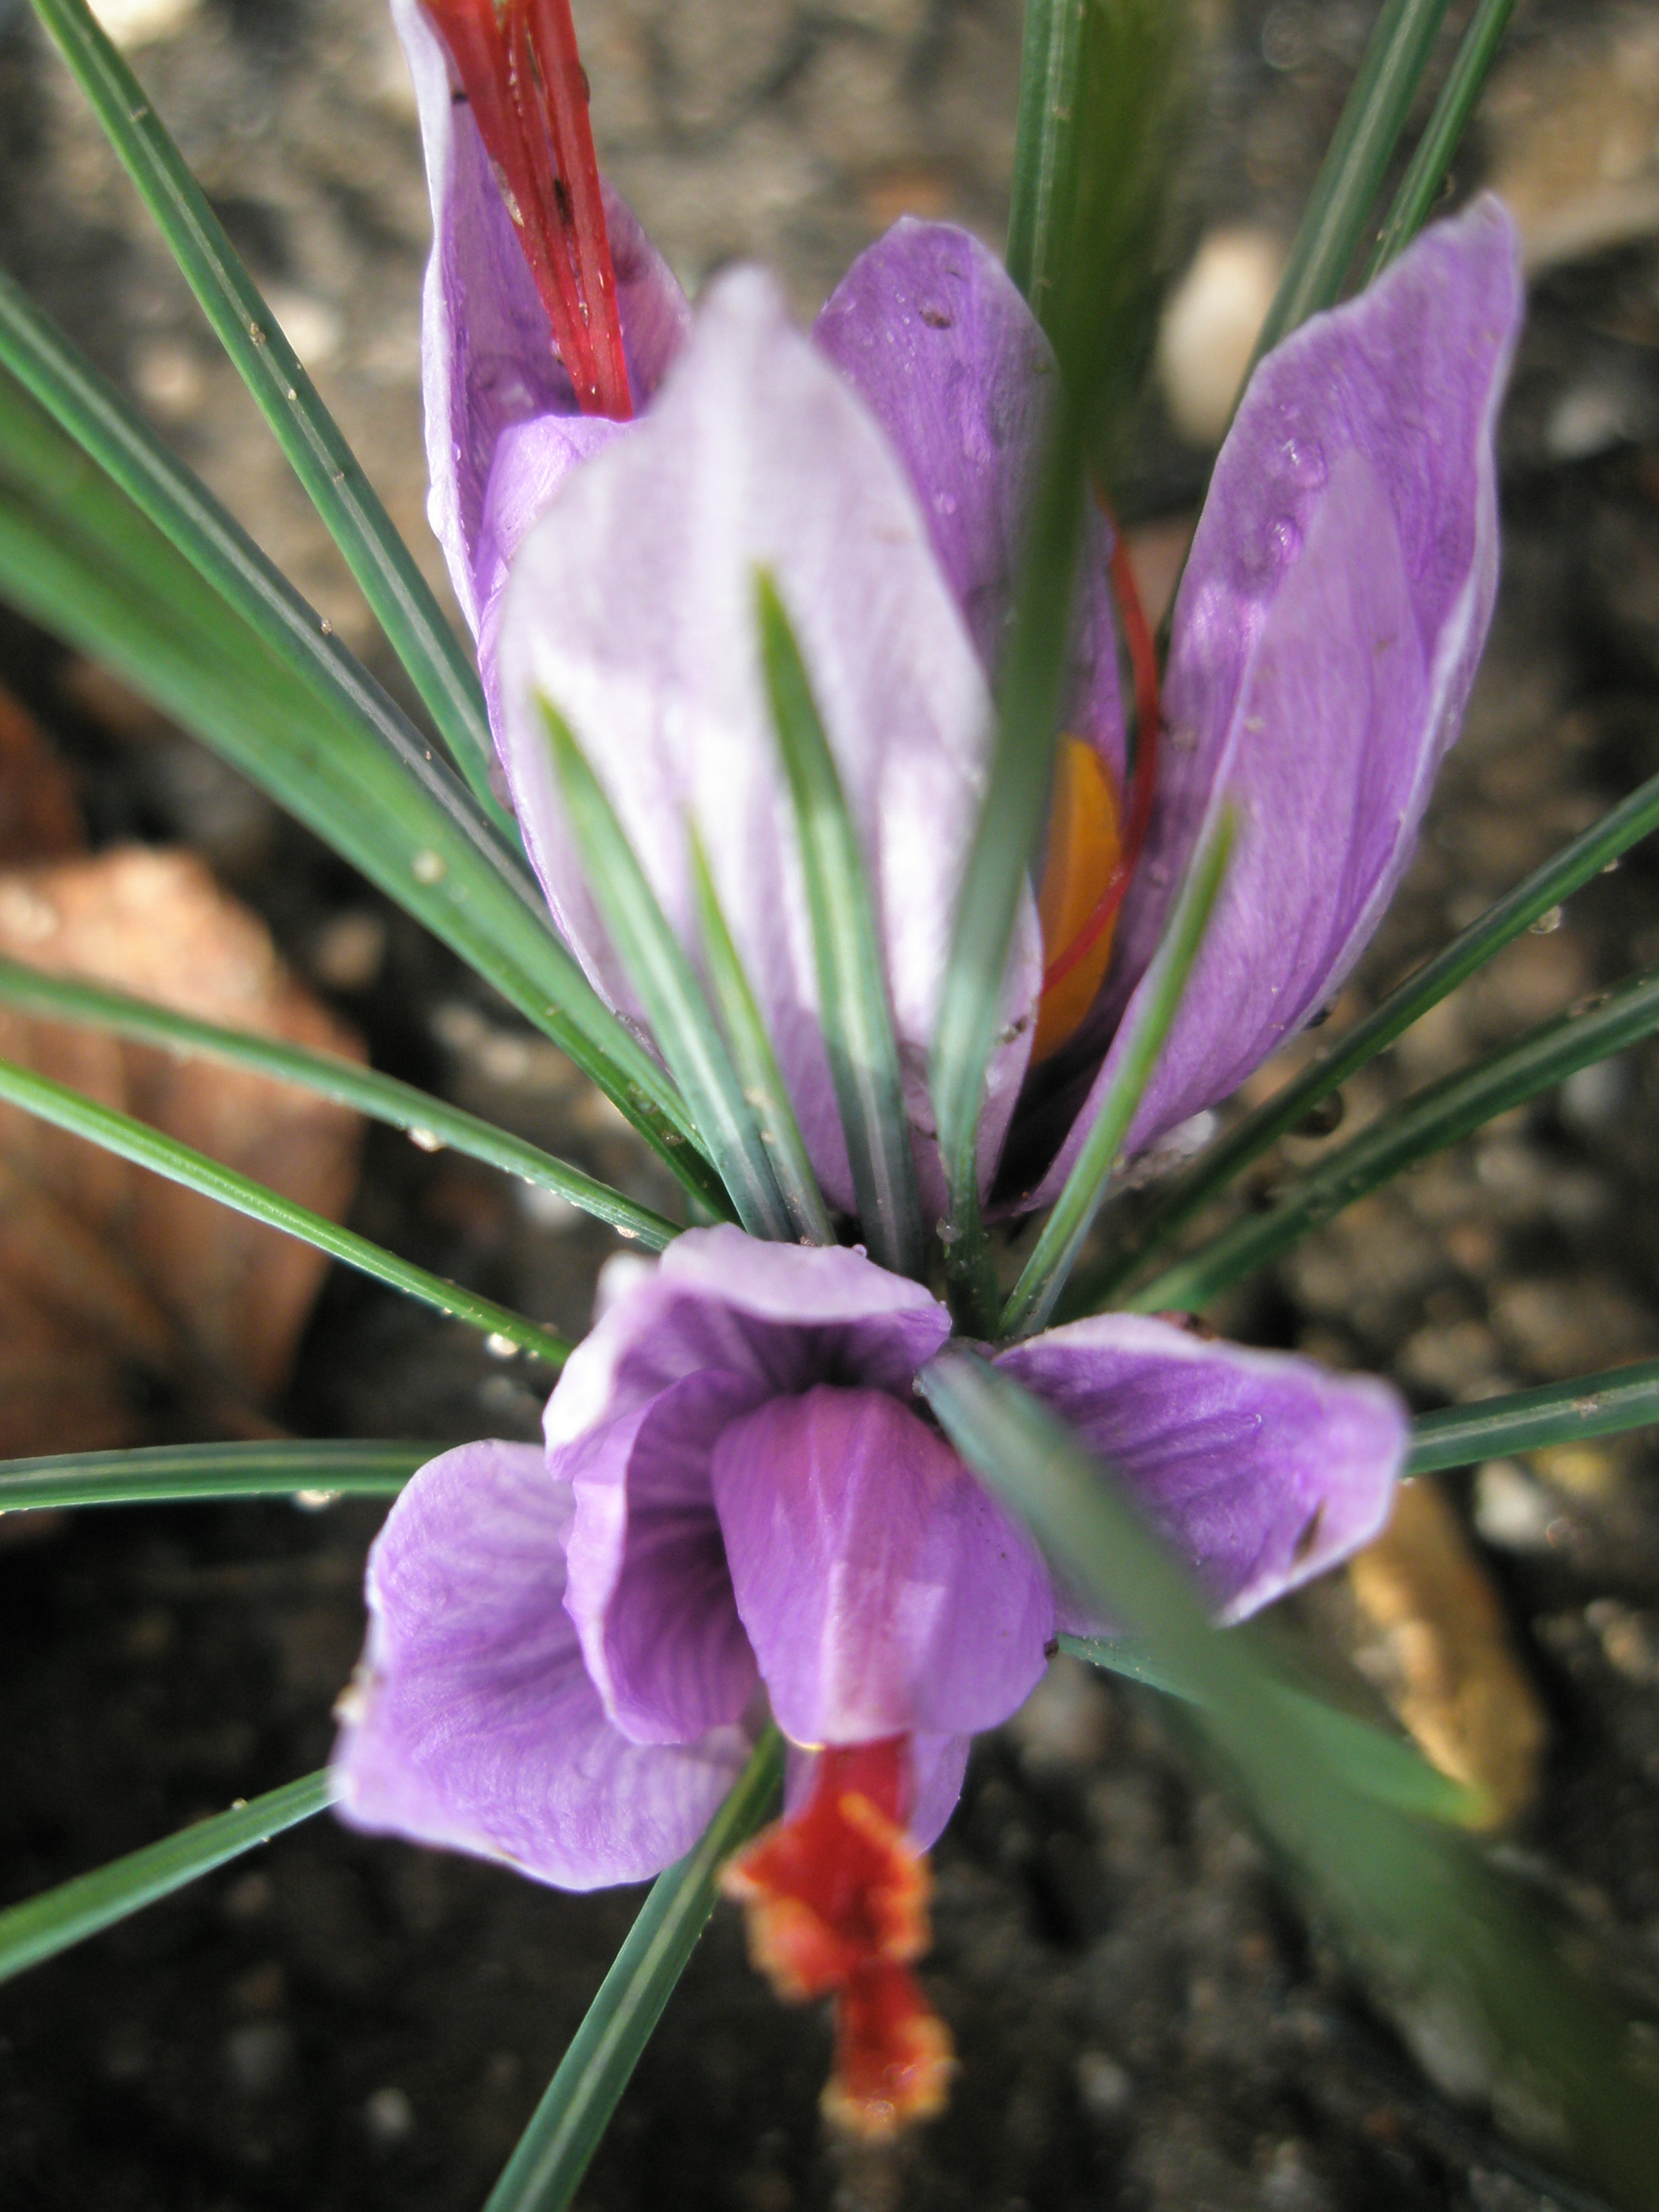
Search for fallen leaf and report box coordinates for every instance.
[0,844,363,1454]
[1345,1477,1547,1830]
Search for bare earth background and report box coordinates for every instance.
[5,1,1659,2207]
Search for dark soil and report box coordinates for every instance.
[3,2,1659,2208]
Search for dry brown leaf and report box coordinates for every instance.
[0,684,85,865]
[0,845,363,1454]
[1346,1478,1547,1830]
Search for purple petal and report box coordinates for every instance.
[391,0,689,634]
[996,1315,1408,1623]
[784,1732,971,1851]
[815,220,1123,784]
[546,1228,953,1446]
[558,1369,764,1746]
[710,1385,1054,1744]
[1032,199,1522,1202]
[495,268,1041,1214]
[332,1440,751,1889]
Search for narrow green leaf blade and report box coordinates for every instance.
[0,1440,424,1513]
[26,0,500,809]
[756,573,923,1277]
[0,957,676,1252]
[1002,812,1231,1336]
[1058,1635,1483,1824]
[936,0,1189,1324]
[483,1730,783,2212]
[544,703,794,1242]
[1070,764,1659,1308]
[1408,1359,1659,1475]
[1130,964,1659,1315]
[0,267,518,851]
[1367,0,1519,279]
[920,1351,1659,2208]
[0,1772,331,1985]
[0,1052,571,1365]
[1006,0,1088,304]
[1251,0,1452,365]
[689,827,833,1247]
[0,361,724,1217]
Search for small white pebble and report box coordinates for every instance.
[293,1488,340,1513]
[1473,1459,1557,1552]
[407,1126,443,1153]
[363,2085,415,2146]
[520,1183,581,1231]
[483,1331,519,1359]
[90,0,200,45]
[1156,228,1284,447]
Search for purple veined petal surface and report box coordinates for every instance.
[996,1315,1409,1626]
[558,1368,765,1747]
[545,1228,953,1450]
[496,267,1042,1216]
[390,0,690,637]
[1030,198,1523,1205]
[783,1732,972,1853]
[815,220,1124,783]
[332,1441,753,1889]
[711,1385,1054,1744]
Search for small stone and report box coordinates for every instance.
[224,2020,293,2097]
[1156,227,1284,447]
[89,0,200,45]
[363,2085,415,2147]
[308,911,387,993]
[1073,2049,1133,2123]
[1473,1460,1556,1553]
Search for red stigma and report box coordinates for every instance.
[720,1737,954,2139]
[426,0,632,419]
[1038,492,1160,1003]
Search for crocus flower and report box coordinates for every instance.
[392,2,1521,1223]
[334,1226,1409,2133]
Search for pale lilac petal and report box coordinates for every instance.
[391,0,689,633]
[558,1369,764,1746]
[1031,199,1522,1203]
[497,268,1041,1214]
[783,1732,970,1851]
[711,1386,1054,1743]
[814,220,1123,785]
[545,1228,952,1449]
[996,1315,1408,1622]
[332,1441,751,1889]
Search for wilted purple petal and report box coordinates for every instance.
[815,220,1123,785]
[711,1385,1053,1743]
[559,1368,764,1746]
[332,1440,752,1889]
[1032,198,1521,1202]
[997,1315,1408,1623]
[496,269,1040,1214]
[391,0,689,635]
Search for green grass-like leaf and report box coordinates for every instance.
[1408,1359,1659,1475]
[0,958,676,1252]
[0,1772,332,1986]
[0,1052,571,1365]
[1125,964,1659,1315]
[0,360,724,1219]
[0,1440,424,1513]
[689,827,834,1247]
[1070,764,1659,1308]
[1250,0,1451,366]
[1366,0,1519,279]
[1001,811,1231,1337]
[756,572,924,1278]
[542,703,794,1242]
[920,1350,1659,2209]
[483,1730,783,2212]
[26,0,501,811]
[0,268,520,851]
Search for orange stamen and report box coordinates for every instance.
[426,0,632,419]
[720,1738,954,2138]
[1030,497,1162,1063]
